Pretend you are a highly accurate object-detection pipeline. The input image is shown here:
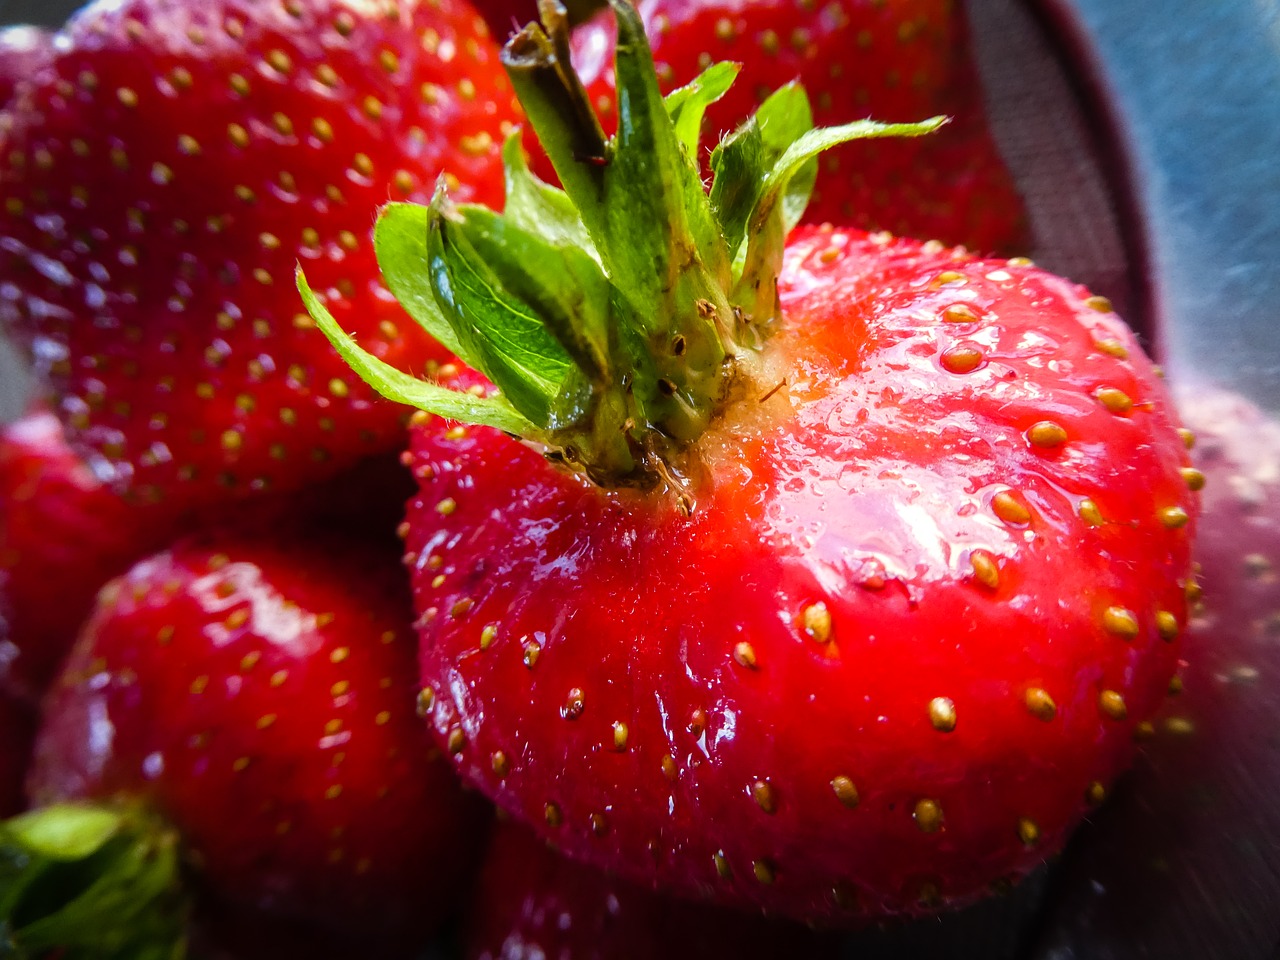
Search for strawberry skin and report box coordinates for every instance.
[0,0,519,512]
[568,0,1027,253]
[404,227,1197,920]
[28,530,487,944]
[1032,387,1280,957]
[0,408,187,703]
[466,821,838,960]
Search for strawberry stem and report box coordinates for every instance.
[0,803,187,959]
[301,0,945,495]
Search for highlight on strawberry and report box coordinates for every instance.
[303,0,1200,922]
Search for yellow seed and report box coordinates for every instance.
[969,550,1000,589]
[117,87,139,107]
[1086,781,1107,805]
[1078,499,1104,526]
[1024,687,1056,721]
[802,602,832,643]
[752,780,777,814]
[1102,606,1140,639]
[1155,610,1179,641]
[941,303,979,324]
[1096,387,1133,414]
[416,688,435,717]
[1017,817,1041,847]
[752,859,776,885]
[257,713,277,730]
[267,49,292,74]
[940,343,984,374]
[928,697,956,732]
[1027,420,1068,448]
[491,751,509,776]
[714,850,732,878]
[992,490,1032,525]
[1178,428,1196,450]
[1180,467,1206,491]
[612,721,629,751]
[733,641,758,669]
[831,775,859,809]
[1098,689,1128,721]
[436,497,457,516]
[913,799,944,833]
[1095,337,1129,359]
[544,802,562,826]
[1084,295,1113,312]
[447,727,466,754]
[1158,506,1190,529]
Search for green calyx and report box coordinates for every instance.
[0,802,187,959]
[299,0,943,492]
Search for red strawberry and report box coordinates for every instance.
[0,0,519,514]
[0,407,185,702]
[304,2,1197,922]
[563,0,1027,253]
[20,529,487,952]
[1031,386,1280,958]
[467,820,838,959]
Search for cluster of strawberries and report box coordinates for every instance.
[0,0,1264,958]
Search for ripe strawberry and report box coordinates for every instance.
[304,1,1197,922]
[19,529,487,952]
[564,0,1027,253]
[1031,387,1280,959]
[466,820,837,959]
[0,0,519,514]
[0,408,185,703]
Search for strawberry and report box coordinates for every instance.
[466,820,838,959]
[302,0,1197,922]
[1031,387,1280,959]
[13,528,487,953]
[0,407,186,703]
[563,0,1027,253]
[0,0,519,515]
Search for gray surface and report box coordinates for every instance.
[1049,0,1280,409]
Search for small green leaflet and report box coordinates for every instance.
[296,269,539,437]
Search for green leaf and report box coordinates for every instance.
[454,204,613,386]
[4,804,123,861]
[426,196,575,426]
[297,268,540,436]
[733,115,948,321]
[664,61,740,161]
[501,132,598,262]
[374,201,474,367]
[710,83,815,270]
[1,804,188,960]
[602,0,730,330]
[754,83,817,234]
